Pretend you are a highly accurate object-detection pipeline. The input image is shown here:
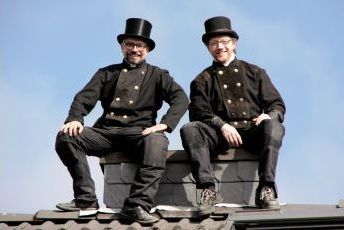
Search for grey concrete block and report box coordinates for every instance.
[213,162,259,182]
[173,183,197,206]
[243,181,259,205]
[104,182,198,208]
[163,163,194,183]
[153,184,175,205]
[218,182,259,205]
[103,164,122,183]
[237,161,259,181]
[103,156,259,207]
[213,162,238,182]
[103,184,130,208]
[153,183,198,206]
[120,163,138,183]
[104,163,138,184]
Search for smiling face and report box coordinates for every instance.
[207,35,237,65]
[121,38,149,65]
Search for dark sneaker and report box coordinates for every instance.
[197,188,218,217]
[119,206,159,225]
[255,186,280,209]
[56,199,99,211]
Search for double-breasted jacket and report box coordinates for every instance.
[189,59,285,130]
[65,60,189,132]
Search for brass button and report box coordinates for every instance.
[134,85,139,90]
[231,112,236,116]
[234,68,239,72]
[239,98,244,102]
[115,97,120,101]
[123,69,128,73]
[242,112,247,116]
[236,82,241,87]
[129,100,134,105]
[110,112,114,116]
[233,121,238,126]
[141,71,145,76]
[218,70,224,75]
[223,84,228,89]
[243,120,248,124]
[123,115,128,119]
[227,99,232,104]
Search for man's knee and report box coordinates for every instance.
[261,120,285,141]
[55,132,69,151]
[143,132,169,148]
[142,132,168,167]
[180,121,202,140]
[55,131,78,157]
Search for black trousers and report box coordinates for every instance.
[180,120,285,196]
[55,126,168,211]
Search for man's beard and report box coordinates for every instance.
[125,52,144,66]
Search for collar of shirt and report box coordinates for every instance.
[122,59,146,69]
[212,53,236,68]
[212,54,236,68]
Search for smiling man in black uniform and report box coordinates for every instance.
[55,18,188,224]
[180,16,286,216]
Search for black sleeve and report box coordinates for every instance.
[258,68,286,122]
[65,69,105,124]
[159,70,189,132]
[189,80,226,130]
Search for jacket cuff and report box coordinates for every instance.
[64,116,84,125]
[210,116,227,130]
[159,119,175,133]
[267,110,284,123]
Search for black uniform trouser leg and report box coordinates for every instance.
[181,120,285,195]
[56,127,169,211]
[55,127,114,202]
[124,132,168,212]
[241,120,285,196]
[180,121,225,188]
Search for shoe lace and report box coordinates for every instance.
[200,188,217,205]
[260,186,275,200]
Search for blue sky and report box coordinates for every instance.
[1,0,344,213]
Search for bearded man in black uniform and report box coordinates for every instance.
[180,16,286,216]
[55,18,188,224]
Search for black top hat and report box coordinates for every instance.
[202,16,239,44]
[117,18,155,51]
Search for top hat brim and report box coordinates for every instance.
[202,30,239,44]
[117,34,155,51]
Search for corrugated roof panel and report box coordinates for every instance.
[2,204,344,229]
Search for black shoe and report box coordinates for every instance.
[56,199,99,211]
[197,188,218,217]
[119,206,159,224]
[255,186,280,209]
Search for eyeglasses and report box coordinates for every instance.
[122,41,147,51]
[209,39,234,48]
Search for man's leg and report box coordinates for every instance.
[180,121,221,188]
[124,132,168,210]
[180,121,223,216]
[242,119,285,208]
[258,120,285,187]
[55,127,113,210]
[119,131,168,224]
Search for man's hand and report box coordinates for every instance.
[142,123,168,136]
[221,123,242,147]
[61,121,84,136]
[253,113,271,126]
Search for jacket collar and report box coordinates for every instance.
[122,59,147,69]
[212,54,237,68]
[212,57,237,69]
